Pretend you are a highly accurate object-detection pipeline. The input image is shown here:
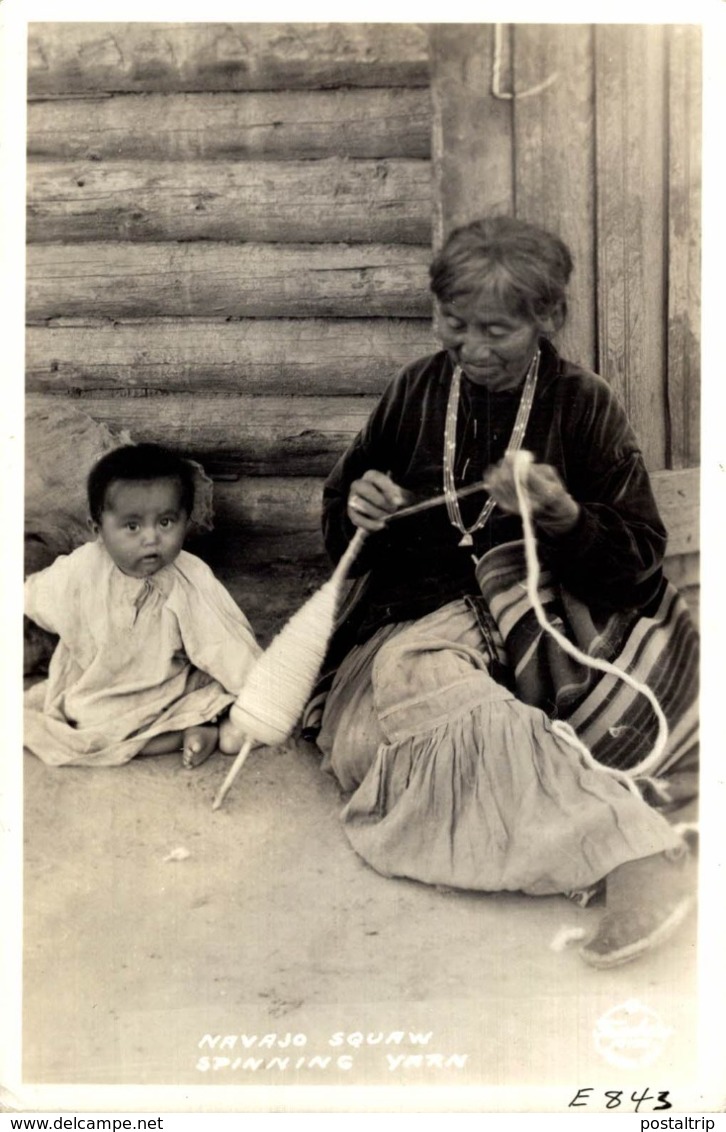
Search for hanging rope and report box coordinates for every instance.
[510,449,669,798]
[491,24,559,101]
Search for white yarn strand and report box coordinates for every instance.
[511,450,669,797]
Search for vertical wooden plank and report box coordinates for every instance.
[667,25,701,470]
[512,24,596,371]
[429,23,514,247]
[594,25,668,471]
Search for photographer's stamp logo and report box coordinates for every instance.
[594,999,673,1069]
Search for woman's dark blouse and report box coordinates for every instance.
[323,340,667,643]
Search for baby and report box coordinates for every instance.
[24,443,261,768]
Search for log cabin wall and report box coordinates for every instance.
[26,22,701,634]
[25,22,438,635]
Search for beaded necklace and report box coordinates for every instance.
[443,347,540,547]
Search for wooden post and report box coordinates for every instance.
[594,24,669,471]
[666,24,702,470]
[429,23,596,368]
[511,24,596,370]
[429,23,514,248]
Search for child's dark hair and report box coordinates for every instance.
[87,444,195,523]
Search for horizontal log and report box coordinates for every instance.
[27,90,432,161]
[208,467,700,555]
[208,477,327,566]
[207,560,331,647]
[212,477,324,531]
[209,531,326,569]
[26,319,437,396]
[27,158,432,244]
[26,243,433,321]
[28,23,430,95]
[25,392,376,477]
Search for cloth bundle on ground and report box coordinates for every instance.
[24,404,214,676]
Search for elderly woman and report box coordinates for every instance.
[306,216,698,969]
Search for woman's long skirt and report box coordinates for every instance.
[316,597,690,896]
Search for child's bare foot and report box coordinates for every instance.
[182,723,219,768]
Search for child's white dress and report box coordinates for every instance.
[24,540,261,766]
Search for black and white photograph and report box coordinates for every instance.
[2,0,724,1119]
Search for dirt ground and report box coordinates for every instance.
[13,568,705,1111]
[20,732,702,1107]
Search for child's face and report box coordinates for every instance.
[94,477,189,578]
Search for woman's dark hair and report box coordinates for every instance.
[429,216,574,331]
[87,443,195,523]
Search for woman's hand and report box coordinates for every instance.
[347,470,412,532]
[484,453,580,534]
